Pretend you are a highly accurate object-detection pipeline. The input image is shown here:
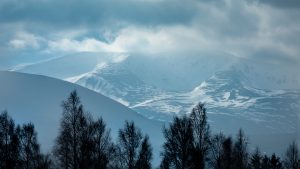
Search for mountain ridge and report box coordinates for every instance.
[0,70,164,164]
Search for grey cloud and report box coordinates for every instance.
[0,0,299,70]
[256,0,300,9]
[251,48,298,65]
[190,0,261,45]
[0,0,197,28]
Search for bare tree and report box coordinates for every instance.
[54,90,85,169]
[190,103,211,169]
[209,133,226,169]
[135,135,152,169]
[54,124,72,169]
[54,91,116,169]
[90,117,114,169]
[232,129,249,169]
[220,137,233,169]
[0,111,21,169]
[1,111,51,169]
[20,123,40,169]
[117,121,143,169]
[284,141,299,169]
[161,116,194,169]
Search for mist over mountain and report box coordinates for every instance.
[5,52,298,157]
[12,52,300,129]
[1,0,300,168]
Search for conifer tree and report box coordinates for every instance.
[270,153,283,169]
[250,148,262,169]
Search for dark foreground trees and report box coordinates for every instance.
[160,102,211,169]
[115,121,152,169]
[160,116,194,169]
[0,111,52,169]
[190,103,211,169]
[0,111,20,169]
[232,129,249,169]
[208,132,226,169]
[135,135,152,169]
[159,102,300,169]
[54,90,116,169]
[284,141,300,169]
[20,123,41,169]
[54,91,152,169]
[1,91,300,169]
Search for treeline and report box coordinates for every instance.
[0,111,52,169]
[159,104,299,169]
[0,90,299,169]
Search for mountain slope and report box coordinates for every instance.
[0,71,164,164]
[68,64,300,155]
[15,51,238,91]
[68,61,300,134]
[188,68,300,134]
[11,53,300,134]
[9,52,300,155]
[11,52,128,79]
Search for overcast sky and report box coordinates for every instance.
[0,0,299,70]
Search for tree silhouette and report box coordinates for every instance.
[250,147,262,169]
[90,118,114,169]
[54,90,84,169]
[135,135,152,169]
[232,129,249,169]
[1,111,51,169]
[284,141,299,169]
[54,90,115,169]
[3,91,299,169]
[270,153,283,169]
[0,111,21,169]
[161,116,194,169]
[160,156,170,169]
[220,137,233,169]
[37,153,53,169]
[19,123,41,169]
[54,123,72,169]
[190,102,211,169]
[209,133,226,169]
[261,155,271,169]
[117,121,143,169]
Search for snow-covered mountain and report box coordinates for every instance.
[10,52,300,155]
[188,68,300,134]
[14,51,238,91]
[0,71,164,164]
[11,52,128,79]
